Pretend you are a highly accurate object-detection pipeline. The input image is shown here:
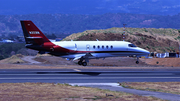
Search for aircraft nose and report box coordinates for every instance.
[138,48,150,56]
[143,50,150,56]
[144,50,150,55]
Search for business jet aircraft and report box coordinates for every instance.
[20,20,150,66]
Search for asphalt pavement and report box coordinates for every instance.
[0,69,180,83]
[1,69,180,100]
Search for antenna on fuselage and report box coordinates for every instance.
[123,24,126,41]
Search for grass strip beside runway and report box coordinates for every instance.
[121,82,180,95]
[0,83,164,101]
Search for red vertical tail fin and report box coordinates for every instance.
[20,20,67,54]
[20,20,50,45]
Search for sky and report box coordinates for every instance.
[0,0,180,15]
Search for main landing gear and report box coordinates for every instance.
[77,53,92,66]
[78,57,88,66]
[78,61,87,66]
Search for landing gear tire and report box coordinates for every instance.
[136,57,139,64]
[136,61,139,64]
[82,62,87,66]
[78,61,82,65]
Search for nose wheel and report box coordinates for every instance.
[136,61,139,64]
[136,57,139,64]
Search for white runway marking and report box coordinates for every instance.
[73,69,81,72]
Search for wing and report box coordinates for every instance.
[73,53,94,61]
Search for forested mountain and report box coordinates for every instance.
[0,13,180,39]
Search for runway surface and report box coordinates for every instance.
[1,69,180,100]
[0,69,180,83]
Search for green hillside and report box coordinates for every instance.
[63,28,180,53]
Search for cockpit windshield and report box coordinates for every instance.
[128,44,137,47]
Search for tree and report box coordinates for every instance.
[178,29,180,33]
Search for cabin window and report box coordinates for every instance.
[97,45,100,49]
[106,46,108,49]
[102,45,104,49]
[93,45,95,49]
[111,45,113,49]
[128,44,137,47]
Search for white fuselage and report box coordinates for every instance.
[52,41,150,59]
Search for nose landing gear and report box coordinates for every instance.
[136,57,139,64]
[136,61,139,64]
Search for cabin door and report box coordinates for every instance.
[75,44,77,51]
